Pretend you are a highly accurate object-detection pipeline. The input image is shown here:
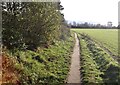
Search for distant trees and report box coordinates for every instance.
[67,21,117,29]
[2,2,70,50]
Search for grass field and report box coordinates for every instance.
[72,29,119,56]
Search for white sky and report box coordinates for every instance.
[61,0,120,26]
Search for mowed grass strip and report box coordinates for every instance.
[72,29,118,56]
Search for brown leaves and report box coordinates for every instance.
[2,53,20,84]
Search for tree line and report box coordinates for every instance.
[2,2,70,50]
[67,21,119,29]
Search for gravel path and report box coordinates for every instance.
[67,33,81,83]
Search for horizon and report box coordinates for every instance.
[61,0,120,26]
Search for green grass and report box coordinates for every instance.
[72,29,118,56]
[7,33,75,84]
[78,33,120,84]
[79,36,103,84]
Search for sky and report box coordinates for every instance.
[61,0,120,26]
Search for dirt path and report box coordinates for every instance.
[67,33,81,83]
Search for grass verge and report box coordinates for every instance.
[2,33,75,85]
[78,33,120,84]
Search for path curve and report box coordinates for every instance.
[67,33,81,83]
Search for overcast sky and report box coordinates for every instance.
[61,0,119,26]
